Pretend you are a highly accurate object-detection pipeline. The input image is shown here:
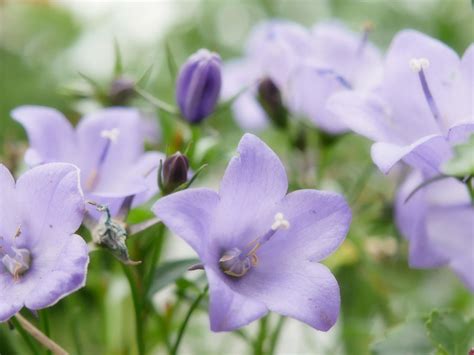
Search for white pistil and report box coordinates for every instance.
[409,57,430,72]
[271,212,290,231]
[100,128,120,142]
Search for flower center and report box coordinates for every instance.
[409,57,441,122]
[0,227,31,282]
[85,128,120,191]
[219,213,290,278]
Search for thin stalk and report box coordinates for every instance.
[268,317,286,355]
[122,265,145,355]
[135,87,179,115]
[171,285,209,355]
[14,314,68,355]
[253,316,269,355]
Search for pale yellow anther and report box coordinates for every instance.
[409,57,430,72]
[271,212,290,231]
[100,128,120,142]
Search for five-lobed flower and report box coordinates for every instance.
[152,134,351,331]
[0,163,89,322]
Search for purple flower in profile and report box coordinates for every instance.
[396,172,473,291]
[328,30,473,174]
[222,20,314,130]
[176,49,222,124]
[327,30,474,290]
[288,21,383,134]
[0,163,88,322]
[152,134,351,331]
[12,106,165,217]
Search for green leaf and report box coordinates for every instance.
[147,258,200,297]
[113,38,123,76]
[371,318,434,355]
[426,310,474,355]
[442,134,474,177]
[165,42,178,80]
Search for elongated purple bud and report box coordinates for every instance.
[176,49,222,123]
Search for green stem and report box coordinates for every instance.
[268,317,286,355]
[171,285,209,355]
[40,311,51,355]
[10,317,40,355]
[143,224,166,294]
[122,265,145,355]
[253,316,268,355]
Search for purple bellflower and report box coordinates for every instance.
[327,30,474,291]
[0,163,89,322]
[288,21,383,134]
[176,49,222,124]
[152,134,351,331]
[221,20,314,131]
[396,172,473,291]
[12,106,165,217]
[327,30,474,174]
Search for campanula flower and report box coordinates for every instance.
[396,172,474,291]
[222,20,314,130]
[152,134,351,331]
[176,49,222,123]
[328,30,474,174]
[12,106,165,217]
[288,21,383,133]
[0,163,88,322]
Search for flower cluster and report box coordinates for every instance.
[1,13,472,355]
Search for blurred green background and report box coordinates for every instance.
[0,0,473,354]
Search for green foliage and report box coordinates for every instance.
[147,258,200,297]
[442,134,474,177]
[426,310,474,355]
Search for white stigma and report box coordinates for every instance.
[271,212,290,231]
[409,57,430,72]
[101,128,120,143]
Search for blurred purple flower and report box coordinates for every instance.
[153,134,351,331]
[222,20,314,131]
[288,21,383,134]
[176,49,222,123]
[12,106,165,217]
[0,163,88,322]
[328,30,474,174]
[396,171,474,291]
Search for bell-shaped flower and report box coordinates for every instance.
[221,20,314,131]
[152,134,351,331]
[328,30,473,175]
[395,171,473,291]
[12,106,165,217]
[0,163,89,322]
[288,21,383,133]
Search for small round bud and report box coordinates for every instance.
[176,49,222,124]
[162,152,189,193]
[257,78,288,129]
[108,76,135,105]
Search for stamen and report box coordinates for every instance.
[356,21,374,56]
[219,212,290,278]
[409,57,441,122]
[86,128,120,190]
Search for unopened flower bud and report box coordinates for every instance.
[176,49,222,123]
[162,152,189,193]
[109,76,135,105]
[257,78,288,129]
